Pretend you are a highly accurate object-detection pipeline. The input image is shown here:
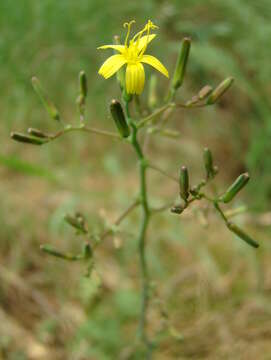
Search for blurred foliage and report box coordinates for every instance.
[1,0,271,359]
[1,0,270,205]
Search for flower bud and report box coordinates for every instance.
[198,85,213,100]
[83,242,92,259]
[10,132,47,145]
[64,213,88,233]
[171,204,186,214]
[32,76,60,121]
[203,147,215,179]
[172,38,191,90]
[40,244,81,260]
[79,70,88,98]
[110,99,130,138]
[206,77,234,105]
[220,173,250,203]
[228,222,259,248]
[27,128,49,139]
[179,166,189,201]
[40,244,65,258]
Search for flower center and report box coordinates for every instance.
[123,44,141,64]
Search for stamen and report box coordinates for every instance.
[132,21,152,48]
[123,20,135,48]
[138,20,156,56]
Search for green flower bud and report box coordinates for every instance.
[171,204,186,214]
[32,76,60,121]
[79,70,88,98]
[83,242,92,259]
[203,147,215,179]
[206,77,234,105]
[64,213,88,233]
[110,99,130,138]
[220,173,250,203]
[228,222,259,248]
[172,38,191,90]
[10,132,47,145]
[40,244,65,258]
[40,244,83,260]
[179,166,189,201]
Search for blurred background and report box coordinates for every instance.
[1,0,271,359]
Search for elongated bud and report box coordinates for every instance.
[186,85,213,106]
[32,76,60,121]
[198,85,213,100]
[27,128,49,139]
[179,166,189,201]
[203,147,215,179]
[228,222,259,248]
[148,75,158,109]
[40,244,83,260]
[172,38,191,90]
[220,173,250,203]
[110,100,130,138]
[64,213,88,234]
[10,132,47,145]
[40,244,66,258]
[207,77,234,105]
[83,242,92,259]
[79,70,88,98]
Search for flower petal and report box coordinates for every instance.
[141,54,169,78]
[98,54,127,79]
[126,63,145,94]
[97,44,125,53]
[137,34,156,52]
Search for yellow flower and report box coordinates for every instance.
[98,20,169,95]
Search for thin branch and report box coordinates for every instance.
[137,103,175,129]
[148,163,178,183]
[51,124,121,141]
[175,102,207,109]
[99,199,140,241]
[151,202,175,214]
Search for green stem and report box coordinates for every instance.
[137,103,175,129]
[125,101,151,349]
[51,124,121,140]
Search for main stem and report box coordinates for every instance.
[125,101,151,348]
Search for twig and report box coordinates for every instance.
[137,103,175,129]
[148,163,178,183]
[100,199,140,241]
[51,124,121,141]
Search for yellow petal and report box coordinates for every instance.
[137,34,156,52]
[141,54,169,78]
[98,54,127,79]
[126,63,145,94]
[97,44,125,53]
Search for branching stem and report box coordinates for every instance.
[51,124,121,140]
[125,100,151,350]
